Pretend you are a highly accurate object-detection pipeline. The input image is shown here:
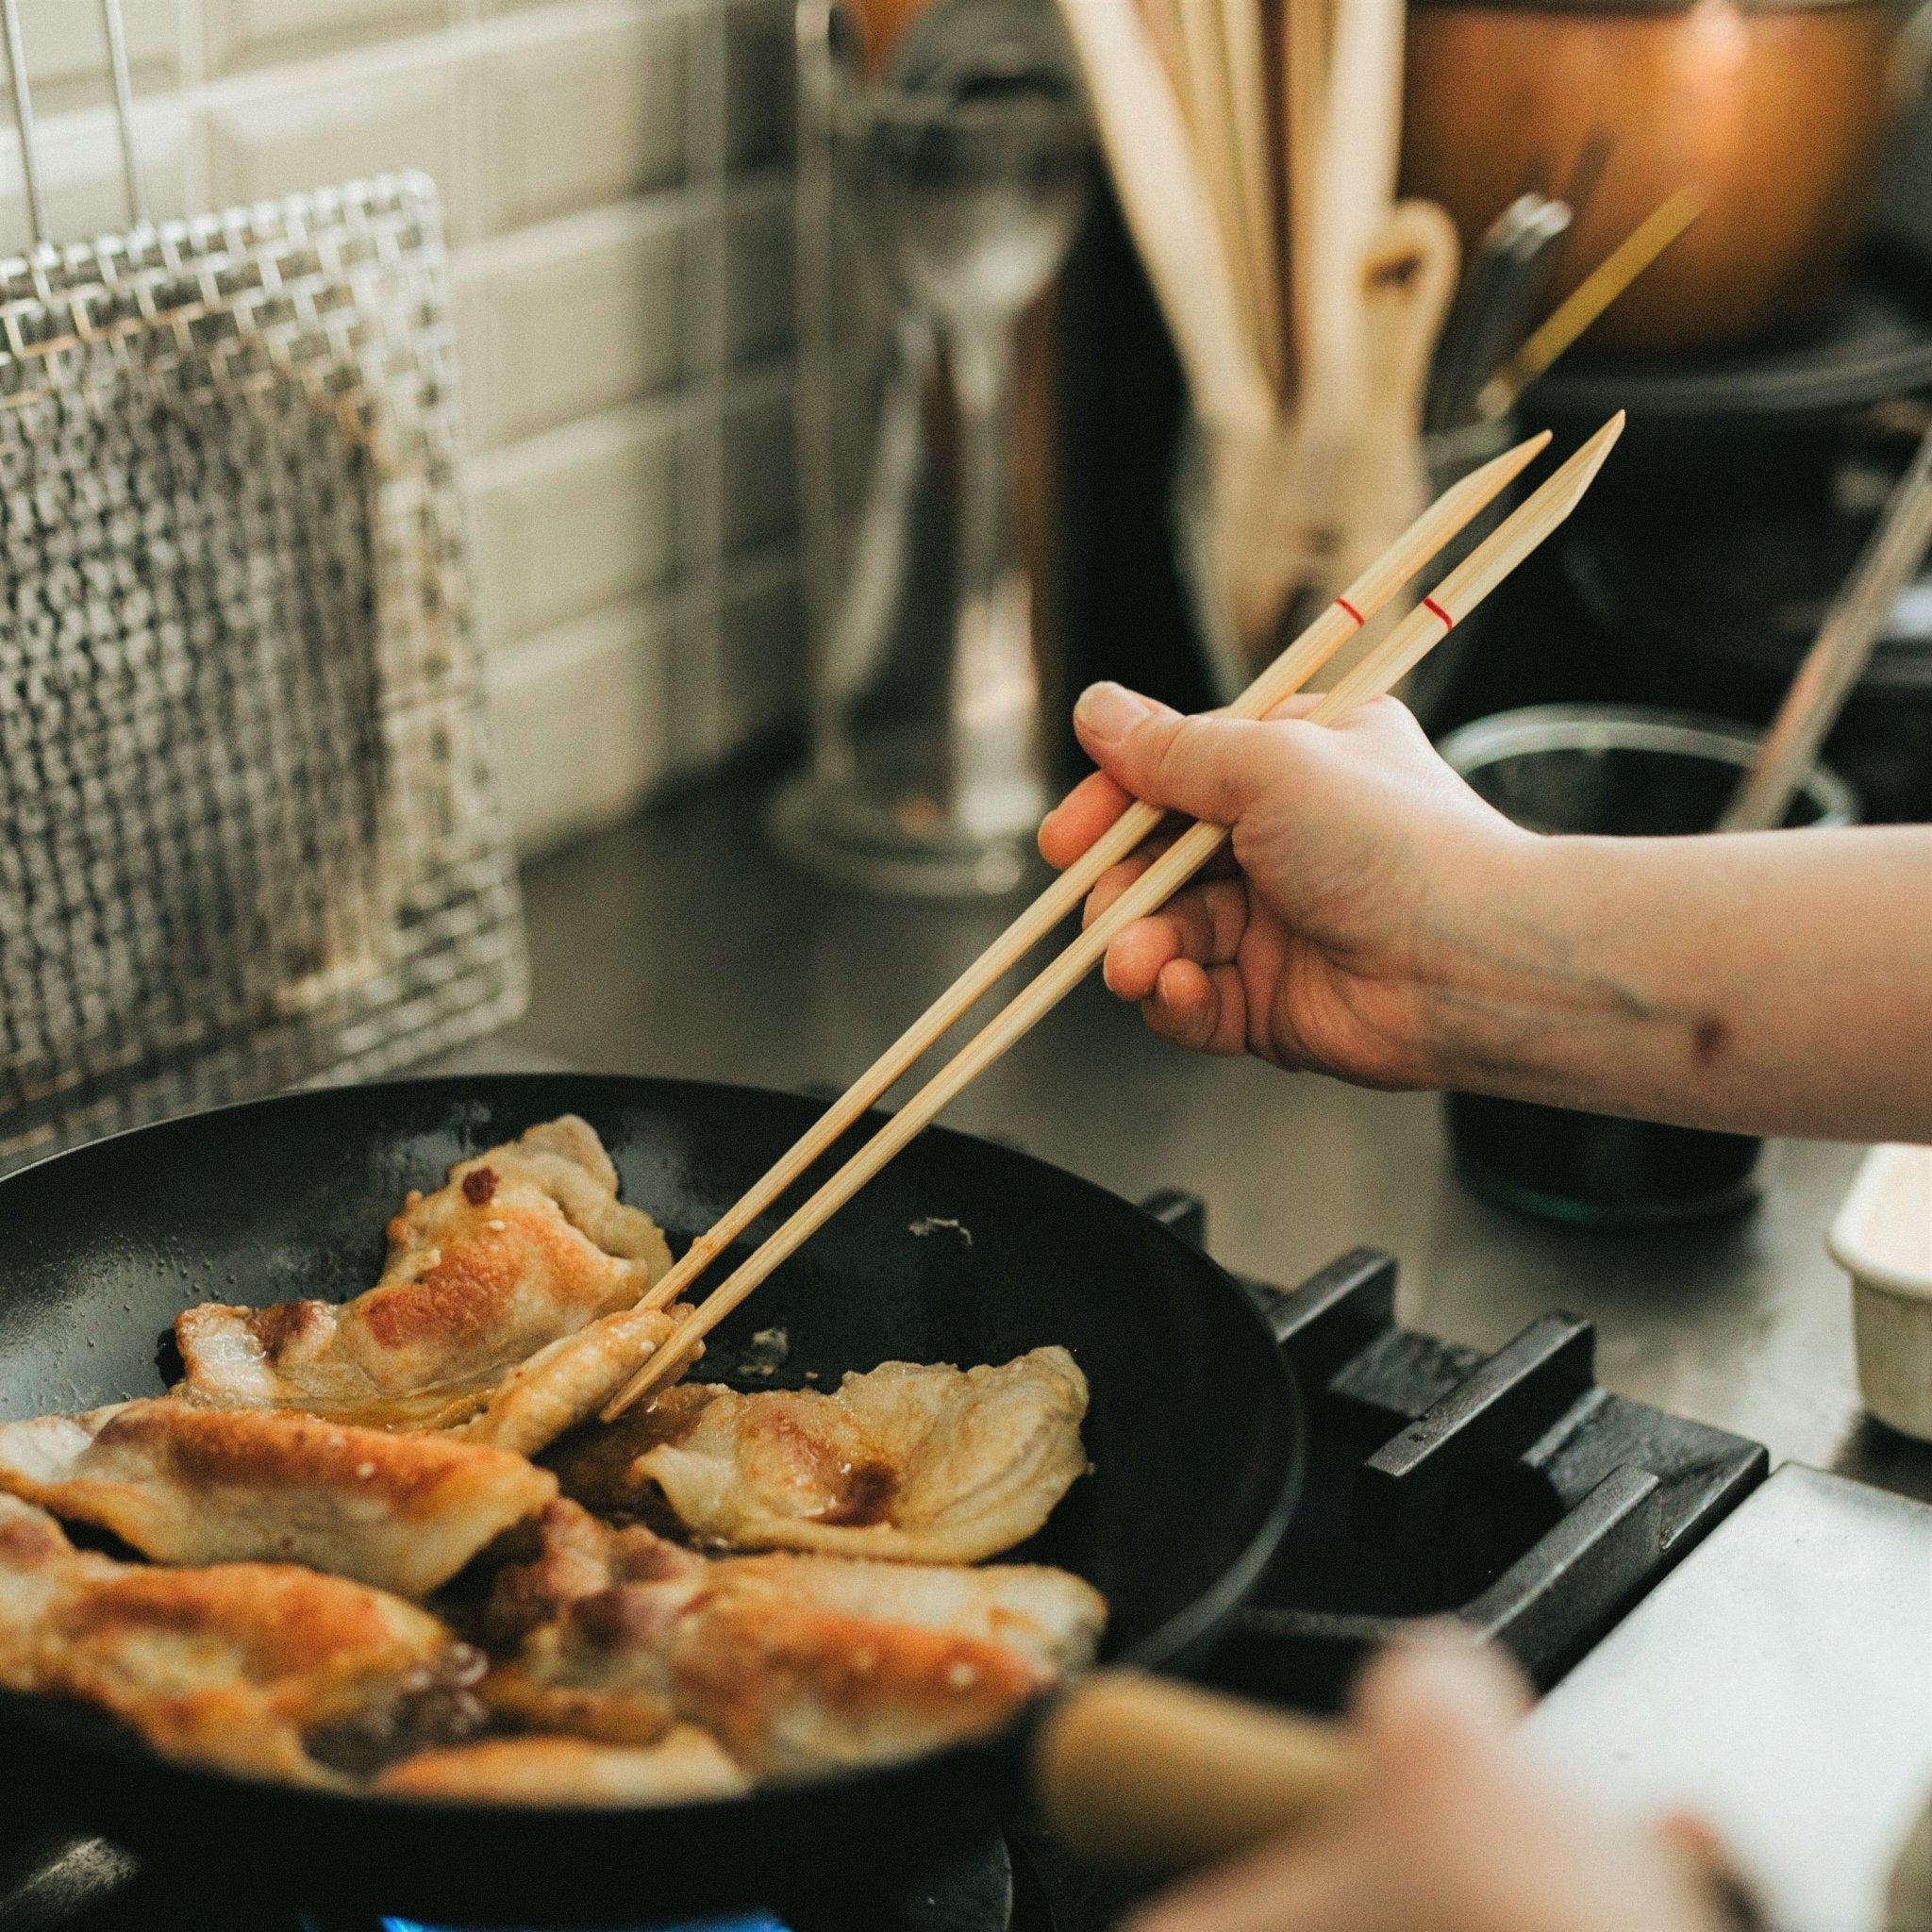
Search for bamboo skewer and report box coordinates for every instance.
[626,431,1548,1326]
[604,415,1625,1417]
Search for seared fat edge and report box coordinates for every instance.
[0,1400,557,1597]
[0,1493,482,1787]
[171,1117,673,1426]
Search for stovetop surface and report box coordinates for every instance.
[0,1228,1771,1931]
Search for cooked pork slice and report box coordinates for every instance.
[0,1495,479,1786]
[0,1401,556,1597]
[174,1117,674,1425]
[547,1349,1091,1563]
[374,1728,748,1804]
[458,1303,698,1458]
[481,1501,1106,1778]
[705,1547,1107,1677]
[668,1589,1051,1776]
[481,1498,704,1649]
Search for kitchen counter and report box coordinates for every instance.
[491,777,1932,1506]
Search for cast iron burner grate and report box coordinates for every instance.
[1138,1195,1771,1710]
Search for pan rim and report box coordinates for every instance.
[0,1071,1306,1824]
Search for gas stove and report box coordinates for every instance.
[0,1820,1109,1932]
[0,1205,1773,1932]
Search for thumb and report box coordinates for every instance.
[1072,683,1279,827]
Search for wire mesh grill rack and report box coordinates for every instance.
[0,173,527,1174]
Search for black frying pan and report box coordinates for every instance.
[0,1074,1306,1927]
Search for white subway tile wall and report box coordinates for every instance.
[0,0,802,854]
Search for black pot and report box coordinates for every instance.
[1435,705,1857,1228]
[1556,413,1932,824]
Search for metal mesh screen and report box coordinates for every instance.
[0,173,527,1173]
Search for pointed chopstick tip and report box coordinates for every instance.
[1469,425,1552,492]
[1422,425,1554,527]
[1336,427,1557,619]
[1425,412,1624,625]
[1537,410,1625,513]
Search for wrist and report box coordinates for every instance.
[1401,825,1600,1095]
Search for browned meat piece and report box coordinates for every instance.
[458,1303,699,1457]
[173,1117,674,1427]
[545,1349,1090,1563]
[0,1400,556,1598]
[481,1501,1106,1778]
[481,1497,704,1650]
[0,1495,479,1787]
[374,1728,748,1804]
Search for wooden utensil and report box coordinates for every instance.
[1219,0,1285,394]
[1059,0,1273,431]
[1175,0,1270,385]
[1720,422,1932,832]
[1301,0,1405,439]
[1213,197,1458,671]
[621,431,1548,1330]
[1218,0,1410,651]
[606,415,1623,1415]
[1036,1673,1355,1874]
[1279,0,1329,389]
[1331,199,1461,617]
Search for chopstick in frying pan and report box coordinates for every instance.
[604,415,1626,1417]
[628,431,1549,1327]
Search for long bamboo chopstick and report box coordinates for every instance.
[605,415,1625,1418]
[629,431,1548,1327]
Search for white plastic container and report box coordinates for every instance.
[1828,1143,1932,1441]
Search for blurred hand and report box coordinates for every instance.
[1124,1635,1725,1932]
[1038,684,1526,1088]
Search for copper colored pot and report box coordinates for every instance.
[1400,0,1926,353]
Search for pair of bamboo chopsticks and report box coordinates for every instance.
[600,413,1625,1418]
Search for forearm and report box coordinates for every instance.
[1418,825,1932,1141]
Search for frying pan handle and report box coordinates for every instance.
[1030,1672,1356,1875]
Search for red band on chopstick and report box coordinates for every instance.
[1423,595,1454,631]
[1335,596,1365,626]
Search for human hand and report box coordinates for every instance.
[1124,1635,1727,1932]
[1037,683,1529,1088]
